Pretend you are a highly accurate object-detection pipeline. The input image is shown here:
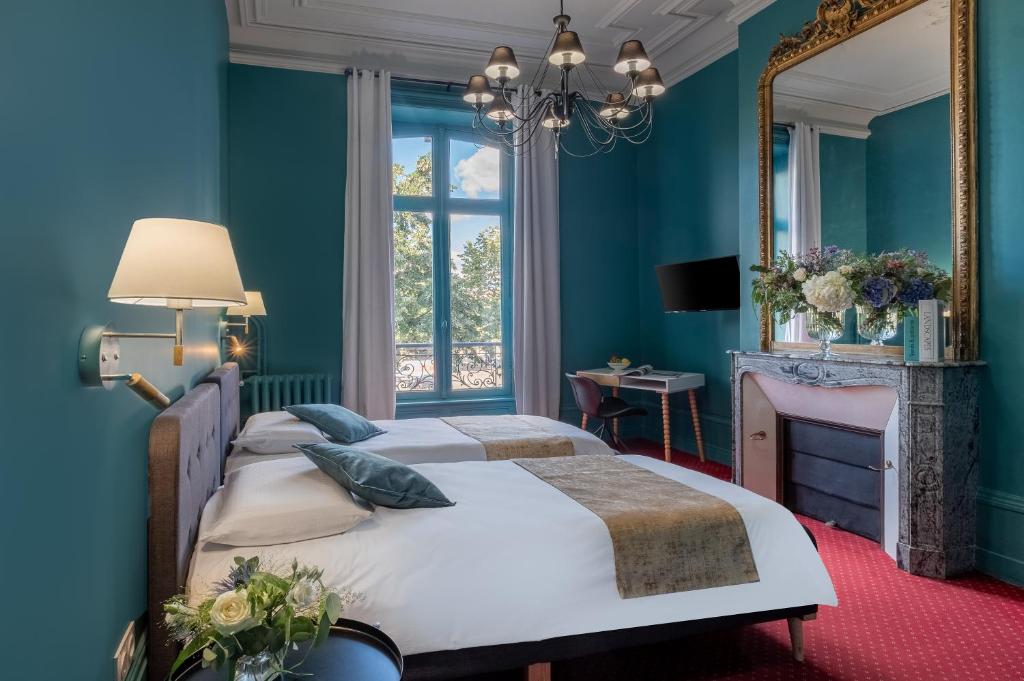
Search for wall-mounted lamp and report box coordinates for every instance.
[79,218,247,406]
[224,291,267,334]
[104,218,246,365]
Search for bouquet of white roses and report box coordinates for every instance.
[163,556,358,680]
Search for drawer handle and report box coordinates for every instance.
[867,460,895,472]
[748,431,767,441]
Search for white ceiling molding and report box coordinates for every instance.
[726,0,776,25]
[773,93,875,139]
[226,0,739,90]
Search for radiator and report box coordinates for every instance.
[247,373,333,414]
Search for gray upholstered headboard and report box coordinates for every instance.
[148,363,239,681]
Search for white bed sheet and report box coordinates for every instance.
[189,454,837,656]
[225,414,613,475]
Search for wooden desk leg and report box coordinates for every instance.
[688,389,705,462]
[661,392,671,462]
[787,617,805,662]
[612,387,620,441]
[525,662,552,681]
[581,414,588,431]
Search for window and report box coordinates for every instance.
[392,125,512,401]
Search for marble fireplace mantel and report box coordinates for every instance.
[730,350,983,578]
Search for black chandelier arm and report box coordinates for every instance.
[571,91,656,136]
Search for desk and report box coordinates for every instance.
[576,368,706,462]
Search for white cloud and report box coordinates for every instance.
[454,146,500,198]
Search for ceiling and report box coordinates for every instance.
[227,0,776,89]
[774,0,950,137]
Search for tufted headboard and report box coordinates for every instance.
[200,362,241,462]
[148,363,239,680]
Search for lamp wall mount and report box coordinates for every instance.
[78,323,172,409]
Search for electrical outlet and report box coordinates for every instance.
[113,621,136,681]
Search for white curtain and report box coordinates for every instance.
[786,122,821,343]
[512,88,561,418]
[342,70,396,419]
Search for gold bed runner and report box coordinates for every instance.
[441,415,575,461]
[515,455,759,598]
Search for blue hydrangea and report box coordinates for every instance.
[861,276,896,308]
[897,278,934,306]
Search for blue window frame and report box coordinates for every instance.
[392,122,513,404]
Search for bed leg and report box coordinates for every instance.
[787,616,807,662]
[525,662,552,681]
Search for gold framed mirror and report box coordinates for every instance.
[758,0,977,360]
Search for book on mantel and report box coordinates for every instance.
[918,299,945,362]
[904,310,920,362]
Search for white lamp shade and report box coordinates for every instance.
[226,291,267,317]
[108,218,247,307]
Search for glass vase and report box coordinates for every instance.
[806,309,845,359]
[856,305,899,346]
[234,650,284,681]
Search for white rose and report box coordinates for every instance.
[838,265,853,276]
[792,267,807,282]
[286,580,319,611]
[802,271,855,314]
[210,589,261,635]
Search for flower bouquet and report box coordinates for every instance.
[751,246,856,357]
[841,250,951,345]
[163,556,358,681]
[752,246,951,355]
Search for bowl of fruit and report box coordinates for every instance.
[608,355,631,372]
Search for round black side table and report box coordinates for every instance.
[180,619,403,681]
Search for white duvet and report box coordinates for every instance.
[226,414,614,474]
[189,454,837,657]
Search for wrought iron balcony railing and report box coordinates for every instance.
[395,341,503,393]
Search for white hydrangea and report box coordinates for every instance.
[802,271,855,313]
[792,267,807,282]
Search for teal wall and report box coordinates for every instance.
[820,133,867,253]
[228,65,347,400]
[634,52,740,463]
[735,0,1024,585]
[866,95,952,271]
[975,0,1024,585]
[0,2,229,680]
[558,126,641,425]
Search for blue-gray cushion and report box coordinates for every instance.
[297,443,455,509]
[285,403,384,444]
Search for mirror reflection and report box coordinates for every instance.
[772,0,951,347]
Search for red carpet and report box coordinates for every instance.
[603,440,1024,680]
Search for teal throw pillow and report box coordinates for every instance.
[285,403,384,444]
[297,443,455,509]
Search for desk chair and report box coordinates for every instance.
[566,373,647,451]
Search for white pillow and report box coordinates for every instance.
[199,457,373,546]
[232,410,329,454]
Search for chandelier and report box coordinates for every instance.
[462,0,666,157]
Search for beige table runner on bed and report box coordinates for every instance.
[441,415,575,461]
[515,455,759,598]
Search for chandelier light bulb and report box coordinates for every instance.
[541,105,571,129]
[485,46,520,82]
[632,67,666,98]
[462,75,495,106]
[599,92,630,120]
[486,97,514,123]
[548,30,586,68]
[614,40,651,75]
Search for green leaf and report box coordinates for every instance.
[168,636,212,680]
[314,613,331,646]
[324,591,343,624]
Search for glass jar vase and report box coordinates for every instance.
[856,305,899,346]
[234,650,285,681]
[806,309,845,359]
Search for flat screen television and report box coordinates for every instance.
[655,255,740,312]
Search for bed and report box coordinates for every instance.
[226,410,615,473]
[148,364,836,680]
